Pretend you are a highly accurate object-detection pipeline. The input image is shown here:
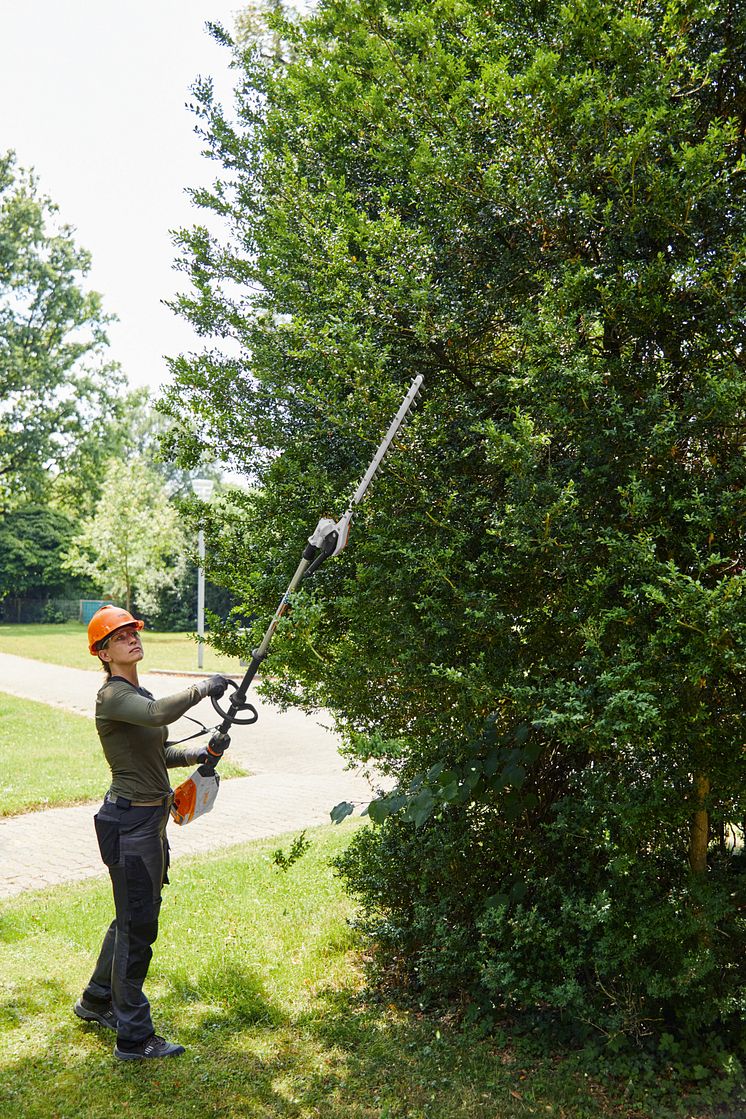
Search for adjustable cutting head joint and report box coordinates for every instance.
[303,513,352,576]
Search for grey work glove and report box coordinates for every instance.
[198,674,231,700]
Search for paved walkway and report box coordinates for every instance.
[0,653,374,900]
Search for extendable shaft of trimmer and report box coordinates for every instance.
[203,374,424,765]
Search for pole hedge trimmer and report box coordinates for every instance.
[171,375,423,825]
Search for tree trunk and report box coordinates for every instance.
[689,772,710,877]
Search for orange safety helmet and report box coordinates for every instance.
[88,604,144,655]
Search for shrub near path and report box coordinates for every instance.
[0,825,647,1119]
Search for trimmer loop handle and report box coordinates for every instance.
[211,678,259,726]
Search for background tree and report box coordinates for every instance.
[51,384,225,513]
[0,504,90,609]
[162,0,746,1076]
[65,456,187,615]
[0,151,124,512]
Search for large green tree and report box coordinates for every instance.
[0,505,82,602]
[65,457,187,614]
[163,0,746,1066]
[0,152,124,511]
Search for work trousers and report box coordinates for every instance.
[83,797,171,1044]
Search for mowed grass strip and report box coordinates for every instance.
[0,825,626,1119]
[0,622,243,674]
[0,692,246,816]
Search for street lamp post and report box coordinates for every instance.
[192,478,215,670]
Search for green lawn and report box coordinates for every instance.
[0,622,244,674]
[0,692,246,816]
[0,825,637,1119]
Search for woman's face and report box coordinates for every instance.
[99,624,144,669]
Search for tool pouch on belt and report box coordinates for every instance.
[170,766,220,826]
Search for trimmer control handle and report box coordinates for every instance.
[211,678,259,725]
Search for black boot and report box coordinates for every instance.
[114,1034,185,1061]
[74,997,117,1031]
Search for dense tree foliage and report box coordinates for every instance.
[0,505,85,602]
[163,0,746,1069]
[0,152,124,512]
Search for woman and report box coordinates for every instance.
[74,604,229,1061]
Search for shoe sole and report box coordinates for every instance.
[74,1002,117,1031]
[114,1046,185,1061]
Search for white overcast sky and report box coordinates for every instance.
[0,1,247,392]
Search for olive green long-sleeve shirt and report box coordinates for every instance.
[95,675,207,802]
